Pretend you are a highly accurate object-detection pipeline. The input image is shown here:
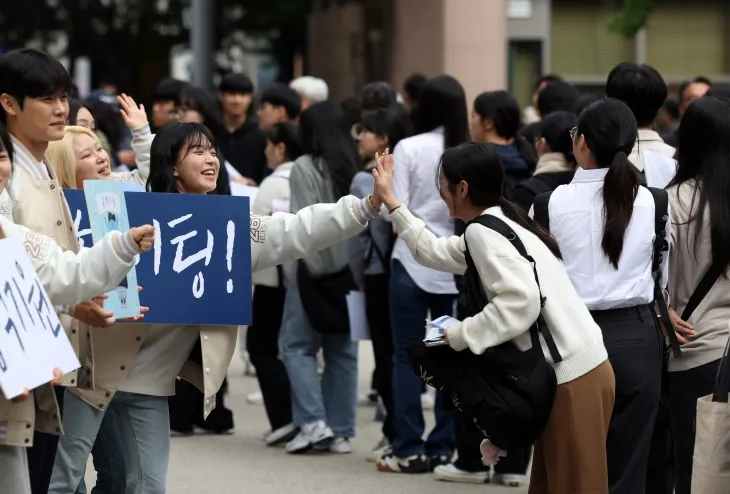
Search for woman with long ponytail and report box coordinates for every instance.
[531,98,669,494]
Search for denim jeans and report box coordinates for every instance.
[74,410,126,494]
[389,260,456,458]
[279,286,358,437]
[50,391,170,494]
[0,445,32,494]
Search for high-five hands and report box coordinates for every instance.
[118,94,148,131]
[372,148,400,212]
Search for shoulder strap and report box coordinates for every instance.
[681,262,725,322]
[645,186,682,358]
[518,177,552,199]
[532,191,553,231]
[467,215,562,363]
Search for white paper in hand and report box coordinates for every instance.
[347,291,370,341]
[424,315,461,344]
[0,237,80,399]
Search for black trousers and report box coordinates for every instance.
[246,284,292,430]
[27,385,65,494]
[364,273,395,441]
[645,375,675,494]
[452,411,532,474]
[169,339,234,432]
[667,358,722,494]
[593,305,663,494]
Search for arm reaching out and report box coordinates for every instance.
[251,195,379,272]
[0,217,154,306]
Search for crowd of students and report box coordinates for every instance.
[0,44,728,494]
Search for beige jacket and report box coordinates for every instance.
[72,195,378,418]
[0,217,139,446]
[10,137,81,387]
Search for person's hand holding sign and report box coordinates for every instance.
[11,368,64,403]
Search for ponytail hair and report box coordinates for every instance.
[601,152,639,268]
[576,98,639,269]
[498,197,562,260]
[512,134,538,170]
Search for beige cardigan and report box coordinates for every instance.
[667,179,730,372]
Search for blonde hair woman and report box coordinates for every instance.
[47,94,152,190]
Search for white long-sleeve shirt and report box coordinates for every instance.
[534,167,670,310]
[390,129,457,294]
[389,205,607,385]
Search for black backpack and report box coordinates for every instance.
[408,214,562,450]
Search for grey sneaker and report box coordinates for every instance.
[285,420,334,454]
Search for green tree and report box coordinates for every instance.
[608,0,654,37]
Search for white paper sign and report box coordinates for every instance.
[0,237,80,399]
[347,291,370,341]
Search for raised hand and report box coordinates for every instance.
[131,225,155,252]
[372,148,399,211]
[118,93,148,131]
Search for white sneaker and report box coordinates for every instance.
[434,464,490,484]
[246,391,263,406]
[328,437,352,454]
[421,392,435,410]
[368,437,392,463]
[261,428,271,441]
[265,423,299,446]
[494,473,525,487]
[286,420,334,454]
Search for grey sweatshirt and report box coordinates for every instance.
[348,166,393,287]
[284,154,350,285]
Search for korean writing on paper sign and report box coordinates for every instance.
[0,237,80,399]
[64,189,252,326]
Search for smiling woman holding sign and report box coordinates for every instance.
[48,120,383,494]
[0,124,156,494]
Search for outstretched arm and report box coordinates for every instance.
[0,217,154,306]
[251,195,379,272]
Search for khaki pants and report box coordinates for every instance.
[529,360,616,494]
[0,445,31,494]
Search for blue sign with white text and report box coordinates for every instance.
[65,190,252,325]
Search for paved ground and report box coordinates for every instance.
[85,342,529,493]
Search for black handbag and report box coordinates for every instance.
[297,260,355,334]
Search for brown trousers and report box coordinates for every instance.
[529,360,616,494]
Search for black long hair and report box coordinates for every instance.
[298,100,360,198]
[68,98,92,126]
[360,108,411,152]
[413,75,469,149]
[670,95,730,276]
[539,111,577,167]
[473,90,538,169]
[178,85,225,138]
[439,142,562,259]
[576,98,639,269]
[147,122,216,193]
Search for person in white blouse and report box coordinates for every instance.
[531,98,670,494]
[371,144,614,494]
[375,75,469,475]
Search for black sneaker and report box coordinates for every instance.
[376,453,431,474]
[429,454,452,471]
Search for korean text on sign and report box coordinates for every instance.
[0,237,80,399]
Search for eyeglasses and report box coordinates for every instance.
[569,127,578,140]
